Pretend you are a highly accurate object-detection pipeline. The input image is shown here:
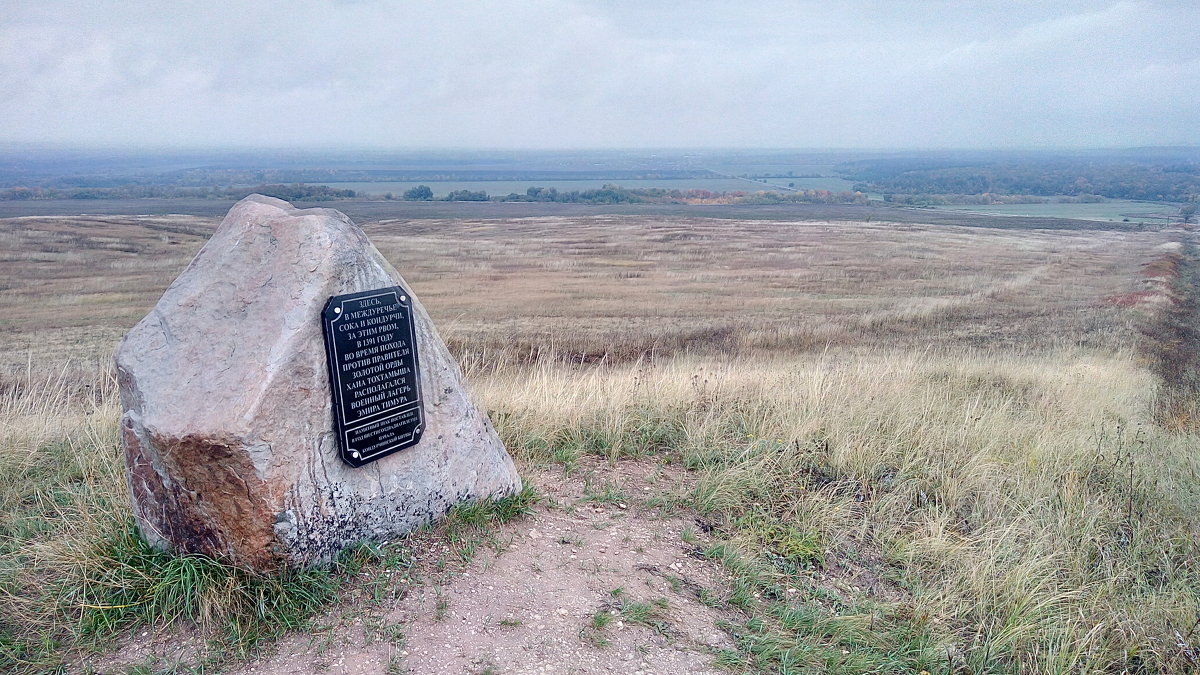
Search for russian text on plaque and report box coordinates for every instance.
[321,287,424,467]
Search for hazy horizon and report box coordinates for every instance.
[4,1,1198,150]
[5,142,1200,154]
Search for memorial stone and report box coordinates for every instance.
[116,195,520,568]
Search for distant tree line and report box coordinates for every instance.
[0,167,719,191]
[0,181,869,205]
[8,151,1199,206]
[881,193,1106,206]
[392,184,869,205]
[233,184,356,201]
[0,183,357,201]
[841,157,1200,203]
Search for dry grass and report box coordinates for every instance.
[0,213,1165,371]
[374,216,1158,364]
[478,349,1200,670]
[1,210,1197,672]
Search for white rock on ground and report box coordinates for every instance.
[116,194,520,568]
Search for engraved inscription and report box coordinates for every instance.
[322,287,424,467]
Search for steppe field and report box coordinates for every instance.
[3,209,1200,673]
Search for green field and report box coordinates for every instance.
[309,175,858,198]
[931,200,1178,223]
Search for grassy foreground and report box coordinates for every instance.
[0,364,536,672]
[3,344,1199,672]
[480,349,1200,672]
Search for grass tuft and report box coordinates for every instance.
[444,484,541,533]
[3,519,339,672]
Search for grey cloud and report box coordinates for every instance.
[1,0,1196,148]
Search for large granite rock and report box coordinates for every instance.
[116,195,520,568]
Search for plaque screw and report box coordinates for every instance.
[351,451,361,459]
[334,307,342,314]
[400,295,408,302]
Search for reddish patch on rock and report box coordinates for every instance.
[124,422,277,568]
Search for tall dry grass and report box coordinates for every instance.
[0,362,129,662]
[477,348,1200,671]
[0,360,123,555]
[0,363,375,671]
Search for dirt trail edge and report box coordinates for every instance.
[1142,236,1200,428]
[221,462,740,675]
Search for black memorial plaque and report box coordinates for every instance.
[321,287,424,467]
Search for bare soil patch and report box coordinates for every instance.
[208,461,736,675]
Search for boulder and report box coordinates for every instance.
[116,195,520,568]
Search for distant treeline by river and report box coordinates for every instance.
[0,182,870,206]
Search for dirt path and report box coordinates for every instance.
[213,461,738,675]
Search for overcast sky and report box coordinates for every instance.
[2,0,1197,149]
